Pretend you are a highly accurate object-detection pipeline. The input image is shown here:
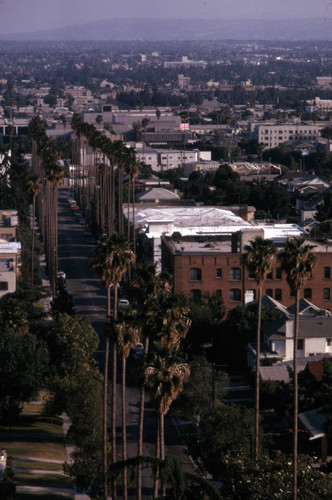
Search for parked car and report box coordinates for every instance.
[118,298,130,308]
[132,342,144,360]
[57,270,66,280]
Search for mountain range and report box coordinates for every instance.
[0,18,332,42]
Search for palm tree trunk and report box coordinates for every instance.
[137,336,149,500]
[160,413,166,497]
[293,289,299,500]
[103,285,111,500]
[122,356,128,500]
[112,284,118,500]
[153,416,160,499]
[31,195,36,288]
[254,285,262,461]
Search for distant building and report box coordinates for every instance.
[250,122,323,149]
[164,56,206,69]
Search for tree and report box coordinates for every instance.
[278,237,317,500]
[145,345,190,498]
[114,311,141,500]
[27,176,42,288]
[0,325,48,423]
[244,236,276,461]
[90,233,135,500]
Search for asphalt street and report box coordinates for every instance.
[57,187,193,499]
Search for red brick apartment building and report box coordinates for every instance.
[161,231,332,312]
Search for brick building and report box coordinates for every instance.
[162,230,332,312]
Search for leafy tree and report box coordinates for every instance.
[191,404,255,478]
[174,354,228,426]
[0,325,48,422]
[220,453,332,499]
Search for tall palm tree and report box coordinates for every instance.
[278,237,316,500]
[114,311,141,500]
[244,236,276,461]
[145,346,190,498]
[28,176,42,288]
[90,233,135,500]
[129,264,172,500]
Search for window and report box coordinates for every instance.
[327,338,332,346]
[324,267,331,279]
[215,289,222,298]
[297,339,304,350]
[230,267,241,280]
[266,289,273,297]
[266,270,273,280]
[275,289,282,300]
[275,267,282,280]
[324,288,330,300]
[190,289,201,303]
[0,282,8,291]
[216,268,222,278]
[304,288,312,299]
[190,268,201,281]
[230,289,241,302]
[248,270,255,279]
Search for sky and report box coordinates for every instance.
[0,0,332,35]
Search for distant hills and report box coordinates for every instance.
[1,18,332,42]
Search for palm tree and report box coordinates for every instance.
[145,346,190,498]
[278,237,317,500]
[28,176,42,288]
[90,233,135,500]
[129,264,172,499]
[114,311,141,500]
[244,236,276,461]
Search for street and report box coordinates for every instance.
[57,187,193,499]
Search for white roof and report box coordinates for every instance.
[137,188,180,201]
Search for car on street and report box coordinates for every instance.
[118,298,130,308]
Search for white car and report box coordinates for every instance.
[57,270,66,280]
[118,298,130,308]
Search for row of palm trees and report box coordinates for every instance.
[28,117,64,293]
[71,114,140,241]
[90,234,192,499]
[244,235,316,500]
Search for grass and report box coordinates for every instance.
[16,494,74,499]
[15,473,72,489]
[0,394,72,494]
[13,460,63,471]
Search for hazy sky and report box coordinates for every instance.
[0,0,332,35]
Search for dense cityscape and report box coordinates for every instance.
[1,31,332,500]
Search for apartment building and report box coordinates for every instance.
[253,122,323,148]
[161,230,331,312]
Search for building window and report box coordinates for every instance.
[216,268,222,278]
[327,338,332,346]
[324,288,330,300]
[248,270,255,279]
[216,289,222,298]
[304,288,312,299]
[275,267,282,280]
[275,289,282,300]
[230,289,241,302]
[297,339,304,350]
[190,289,201,303]
[0,282,8,291]
[266,270,273,280]
[324,267,331,279]
[190,268,201,281]
[266,289,273,297]
[230,267,241,280]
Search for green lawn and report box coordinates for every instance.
[0,398,72,494]
[13,460,63,471]
[15,473,72,489]
[16,493,74,499]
